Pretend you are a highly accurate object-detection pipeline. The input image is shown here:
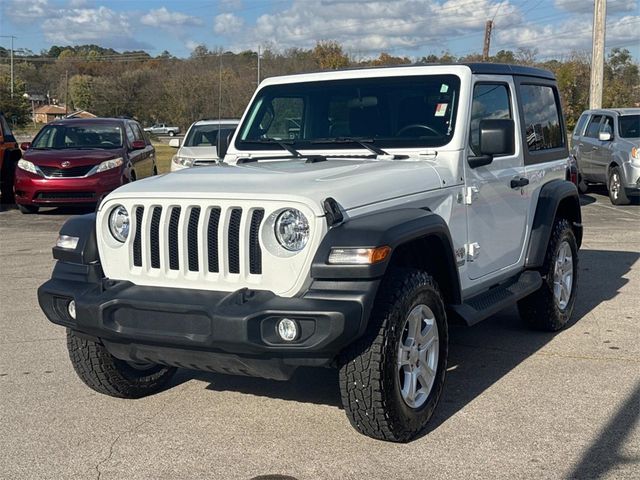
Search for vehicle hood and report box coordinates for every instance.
[177,146,218,159]
[107,157,444,215]
[24,148,123,168]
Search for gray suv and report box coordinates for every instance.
[572,108,640,204]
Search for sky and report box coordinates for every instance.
[0,0,638,60]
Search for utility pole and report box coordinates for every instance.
[482,20,493,61]
[590,0,606,109]
[257,45,261,85]
[0,35,16,97]
[65,70,69,115]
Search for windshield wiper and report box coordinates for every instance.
[243,138,303,158]
[311,137,391,156]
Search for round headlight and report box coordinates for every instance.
[274,209,309,251]
[108,205,130,243]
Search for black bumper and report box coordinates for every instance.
[38,262,377,380]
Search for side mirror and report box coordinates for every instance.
[468,119,515,169]
[131,140,146,150]
[598,131,612,141]
[20,142,31,150]
[217,128,236,160]
[169,138,181,148]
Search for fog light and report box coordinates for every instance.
[68,300,76,320]
[277,318,298,342]
[56,235,79,250]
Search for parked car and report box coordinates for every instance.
[15,118,157,213]
[572,108,640,205]
[169,119,239,171]
[0,112,22,203]
[39,64,582,442]
[143,123,180,136]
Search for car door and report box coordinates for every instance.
[465,78,529,281]
[581,114,603,179]
[129,122,153,178]
[592,114,615,181]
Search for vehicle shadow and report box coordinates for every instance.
[170,249,638,430]
[0,203,93,215]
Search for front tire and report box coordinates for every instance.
[339,269,448,442]
[518,218,578,331]
[608,167,630,205]
[67,330,176,398]
[168,131,175,137]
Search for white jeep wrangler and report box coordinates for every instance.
[39,64,582,442]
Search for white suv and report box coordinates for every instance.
[169,119,239,171]
[39,64,582,442]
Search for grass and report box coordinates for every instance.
[153,143,174,174]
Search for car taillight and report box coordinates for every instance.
[566,155,578,186]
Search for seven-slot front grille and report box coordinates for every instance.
[131,204,265,278]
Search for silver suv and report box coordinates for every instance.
[572,108,640,205]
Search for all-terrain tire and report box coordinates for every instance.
[608,166,630,205]
[18,204,39,214]
[518,218,578,331]
[339,269,448,442]
[67,329,177,398]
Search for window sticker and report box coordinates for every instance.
[435,103,448,117]
[440,84,449,93]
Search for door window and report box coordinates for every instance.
[519,84,564,151]
[469,83,512,156]
[125,124,137,145]
[600,116,614,136]
[585,115,603,138]
[573,113,589,137]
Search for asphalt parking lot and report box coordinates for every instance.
[1,189,638,480]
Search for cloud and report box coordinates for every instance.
[496,14,640,57]
[140,7,203,28]
[43,6,150,50]
[217,0,522,55]
[8,0,50,22]
[214,13,245,35]
[554,0,637,14]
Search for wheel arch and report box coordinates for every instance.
[525,179,582,269]
[311,208,462,305]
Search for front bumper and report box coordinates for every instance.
[621,161,640,194]
[38,262,376,380]
[14,169,123,206]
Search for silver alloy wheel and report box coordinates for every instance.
[610,172,620,200]
[397,304,439,409]
[553,240,574,310]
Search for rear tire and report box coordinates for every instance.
[67,330,176,398]
[608,167,630,205]
[18,204,39,214]
[339,269,448,442]
[518,218,578,331]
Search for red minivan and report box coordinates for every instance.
[14,118,157,213]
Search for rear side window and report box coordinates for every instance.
[519,84,564,151]
[585,115,603,138]
[469,83,512,156]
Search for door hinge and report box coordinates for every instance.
[458,186,479,205]
[466,242,481,261]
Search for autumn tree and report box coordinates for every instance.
[312,41,350,70]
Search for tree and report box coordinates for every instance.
[604,48,640,108]
[0,74,32,125]
[69,74,94,110]
[312,41,349,70]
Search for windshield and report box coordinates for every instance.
[184,124,237,147]
[236,75,460,151]
[618,115,640,138]
[31,124,123,149]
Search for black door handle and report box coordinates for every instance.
[510,177,529,189]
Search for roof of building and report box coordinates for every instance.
[34,104,68,115]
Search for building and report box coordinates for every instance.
[33,105,68,123]
[66,110,97,119]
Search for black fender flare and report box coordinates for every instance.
[53,213,100,265]
[525,179,582,269]
[311,208,461,304]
